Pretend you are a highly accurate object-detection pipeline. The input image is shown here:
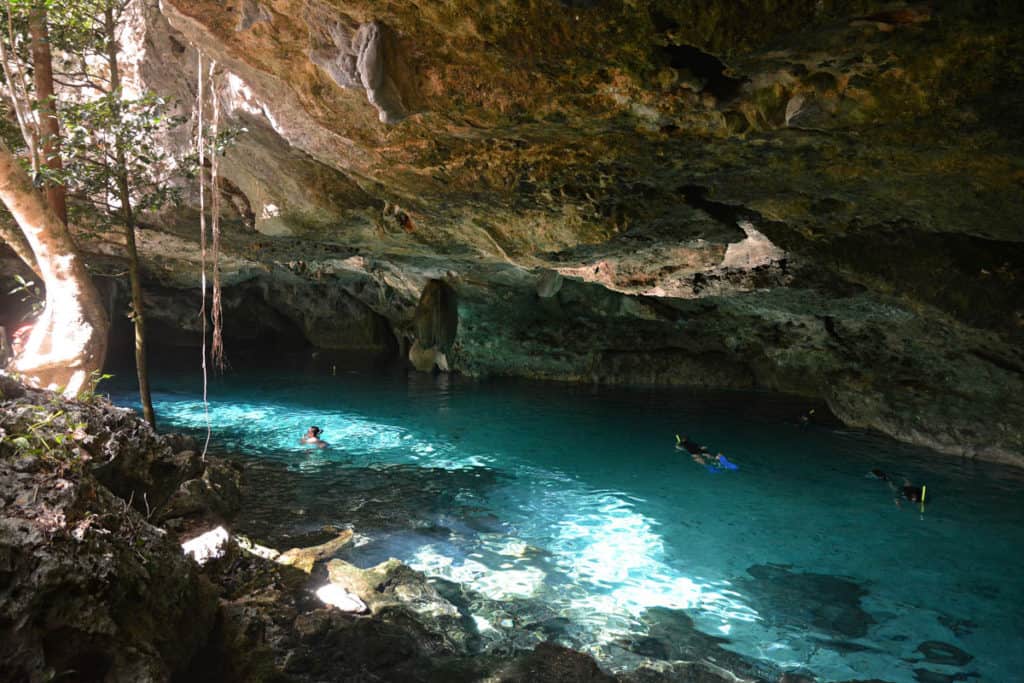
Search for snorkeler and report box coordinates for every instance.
[900,482,926,503]
[866,468,890,481]
[675,436,737,470]
[300,425,328,449]
[869,470,927,506]
[798,408,816,429]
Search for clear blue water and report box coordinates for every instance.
[109,357,1024,682]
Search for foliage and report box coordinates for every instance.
[0,0,189,228]
[62,90,186,230]
[0,370,109,468]
[0,400,89,470]
[76,369,113,403]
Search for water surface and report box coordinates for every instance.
[110,356,1024,682]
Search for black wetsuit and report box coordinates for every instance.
[681,438,707,456]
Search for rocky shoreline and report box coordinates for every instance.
[0,375,912,682]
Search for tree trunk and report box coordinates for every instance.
[28,4,67,225]
[0,139,108,396]
[0,218,41,277]
[105,5,154,426]
[119,186,155,426]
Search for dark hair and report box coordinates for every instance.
[310,426,322,437]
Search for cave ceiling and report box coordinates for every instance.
[55,0,1024,463]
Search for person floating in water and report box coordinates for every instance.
[300,425,328,449]
[798,408,816,429]
[868,469,926,506]
[900,482,926,503]
[676,436,737,471]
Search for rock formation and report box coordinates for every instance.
[0,375,232,681]
[11,0,1020,465]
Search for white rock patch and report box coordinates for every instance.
[181,526,230,565]
[316,584,369,613]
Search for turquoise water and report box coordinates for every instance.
[110,357,1024,682]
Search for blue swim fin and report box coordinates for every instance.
[718,455,739,470]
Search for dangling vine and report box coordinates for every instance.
[196,52,211,459]
[195,53,227,458]
[209,59,225,372]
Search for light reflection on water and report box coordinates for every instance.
[110,360,1024,682]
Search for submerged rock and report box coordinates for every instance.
[912,670,979,683]
[496,642,617,682]
[737,564,875,639]
[626,607,771,681]
[914,640,974,667]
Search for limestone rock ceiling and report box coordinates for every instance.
[103,0,1024,464]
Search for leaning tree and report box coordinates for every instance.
[0,0,108,395]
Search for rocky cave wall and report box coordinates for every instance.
[53,0,1024,464]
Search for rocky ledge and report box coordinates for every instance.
[0,374,234,681]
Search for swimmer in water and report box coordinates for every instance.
[876,474,926,507]
[900,482,925,503]
[300,425,328,449]
[866,468,926,506]
[866,468,890,481]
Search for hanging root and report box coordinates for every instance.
[196,51,211,460]
[209,60,225,372]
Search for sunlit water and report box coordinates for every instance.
[109,356,1024,682]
